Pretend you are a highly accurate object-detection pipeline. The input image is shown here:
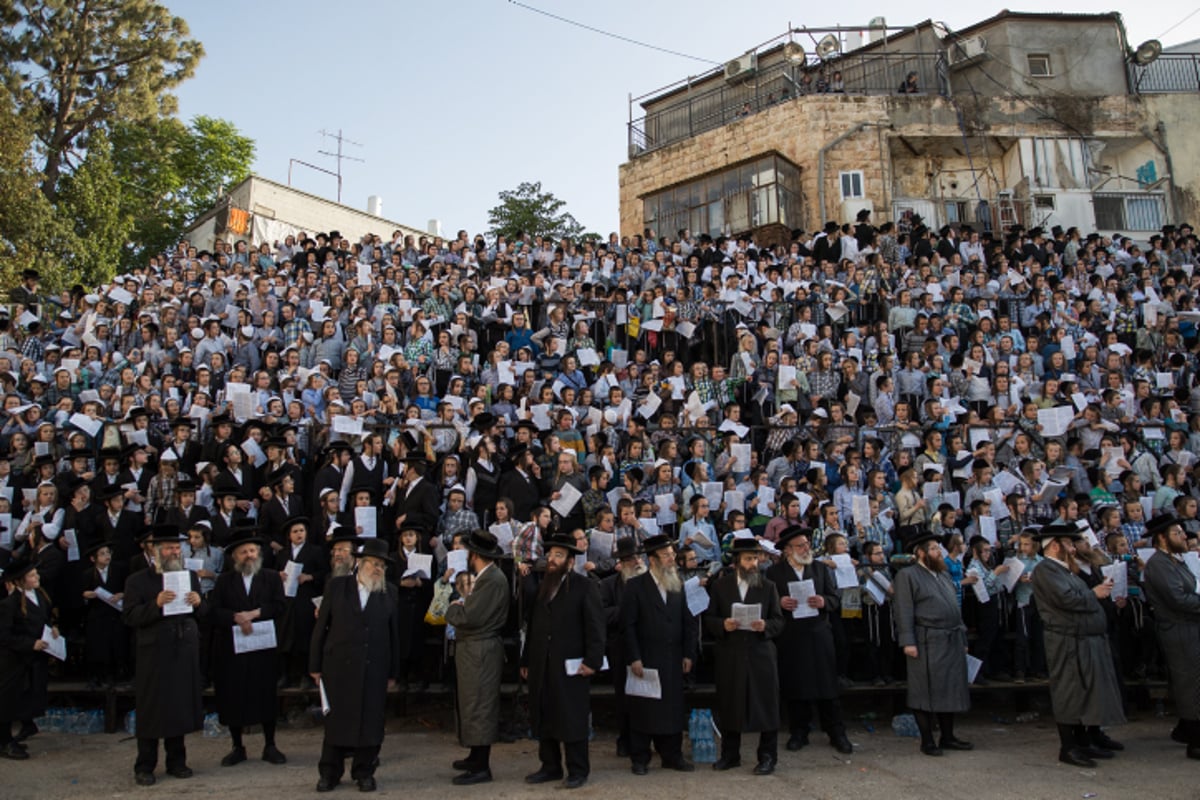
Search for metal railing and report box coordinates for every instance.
[629,52,947,156]
[1129,53,1200,93]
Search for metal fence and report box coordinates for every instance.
[1129,53,1200,93]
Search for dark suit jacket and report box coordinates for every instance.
[396,477,440,536]
[498,468,541,521]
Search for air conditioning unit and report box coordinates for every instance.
[947,35,986,68]
[724,52,758,83]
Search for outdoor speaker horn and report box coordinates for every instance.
[1133,39,1162,66]
[817,34,841,60]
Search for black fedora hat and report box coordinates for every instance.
[641,534,674,554]
[356,538,393,564]
[82,540,114,560]
[903,527,941,553]
[464,529,507,559]
[544,533,584,555]
[614,537,642,560]
[1030,522,1084,545]
[278,515,311,539]
[1,554,37,583]
[224,526,267,557]
[144,523,186,544]
[776,525,812,546]
[729,536,763,555]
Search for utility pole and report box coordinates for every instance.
[317,129,365,203]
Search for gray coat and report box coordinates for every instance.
[1142,550,1200,720]
[893,563,970,713]
[447,562,509,747]
[1031,559,1125,727]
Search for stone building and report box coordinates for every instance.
[618,11,1200,245]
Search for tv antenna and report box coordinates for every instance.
[318,128,365,202]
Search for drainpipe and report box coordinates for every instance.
[818,122,891,223]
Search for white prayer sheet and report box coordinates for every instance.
[638,518,660,538]
[565,656,609,675]
[497,360,516,385]
[718,419,751,439]
[731,602,763,630]
[978,516,998,546]
[108,286,135,305]
[683,576,710,616]
[161,570,193,616]
[966,654,984,684]
[403,553,433,580]
[702,482,725,510]
[606,487,626,514]
[447,549,469,578]
[797,492,814,517]
[870,570,892,593]
[1137,548,1157,567]
[777,365,797,391]
[587,531,614,564]
[611,348,628,369]
[637,392,662,420]
[319,679,332,714]
[489,523,515,554]
[852,494,871,529]
[864,577,887,605]
[831,554,858,589]
[332,415,364,436]
[355,507,378,538]
[1037,406,1075,438]
[731,444,752,472]
[1101,561,1128,600]
[283,560,303,598]
[667,376,687,400]
[676,321,696,338]
[970,578,990,604]
[722,491,745,517]
[0,513,12,549]
[983,489,1008,520]
[846,391,861,418]
[531,403,554,430]
[232,621,278,654]
[999,557,1025,592]
[41,624,66,661]
[654,494,677,526]
[689,530,714,549]
[756,487,776,517]
[575,347,600,367]
[552,483,583,518]
[992,470,1021,495]
[184,557,204,573]
[787,580,818,619]
[63,529,79,562]
[68,412,103,437]
[923,482,941,506]
[313,597,323,610]
[625,667,662,699]
[94,586,123,611]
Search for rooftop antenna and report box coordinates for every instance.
[317,129,365,203]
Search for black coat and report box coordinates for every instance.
[209,510,248,549]
[310,464,346,519]
[161,504,210,531]
[261,493,304,547]
[520,571,606,743]
[599,572,630,703]
[396,478,440,536]
[395,549,434,664]
[619,572,698,735]
[309,576,402,748]
[83,563,128,667]
[704,574,785,733]
[122,568,207,738]
[0,589,51,723]
[96,509,144,564]
[210,568,286,727]
[274,543,328,655]
[765,559,841,700]
[498,469,541,521]
[164,439,202,476]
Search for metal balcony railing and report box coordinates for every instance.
[1129,53,1200,93]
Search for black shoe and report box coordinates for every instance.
[356,776,376,792]
[134,772,155,786]
[1091,732,1124,752]
[1171,724,1189,744]
[712,756,742,770]
[316,777,339,792]
[565,775,587,789]
[1084,746,1114,760]
[452,769,492,785]
[786,733,809,751]
[166,766,193,779]
[525,768,563,784]
[616,740,629,758]
[920,743,944,757]
[753,756,776,775]
[452,758,475,771]
[940,736,974,751]
[631,763,648,776]
[1059,748,1097,768]
[14,722,37,742]
[262,745,287,764]
[831,733,854,754]
[1,742,30,760]
[1188,744,1200,760]
[665,758,695,772]
[221,746,247,767]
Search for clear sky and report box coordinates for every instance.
[164,1,1200,238]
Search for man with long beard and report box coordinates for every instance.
[210,528,287,768]
[1142,513,1200,760]
[309,538,402,792]
[520,534,606,789]
[765,526,854,754]
[706,538,785,774]
[620,534,698,775]
[600,537,644,756]
[893,529,973,757]
[1031,523,1125,768]
[122,525,207,786]
[326,529,359,579]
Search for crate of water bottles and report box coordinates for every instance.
[688,708,718,763]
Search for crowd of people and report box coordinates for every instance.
[1,211,1200,790]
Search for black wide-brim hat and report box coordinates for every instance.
[544,533,584,555]
[464,529,507,559]
[356,537,394,564]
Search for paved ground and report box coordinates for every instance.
[4,702,1197,800]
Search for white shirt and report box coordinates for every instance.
[24,589,38,605]
[405,475,423,499]
[651,573,668,603]
[291,543,303,559]
[99,567,109,584]
[243,575,253,594]
[737,577,750,601]
[356,579,370,610]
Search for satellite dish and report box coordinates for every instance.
[817,34,841,60]
[783,41,806,63]
[1133,39,1162,66]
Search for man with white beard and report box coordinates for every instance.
[326,529,359,579]
[599,537,645,757]
[310,538,401,793]
[765,526,853,754]
[122,525,207,787]
[620,534,698,775]
[893,529,973,758]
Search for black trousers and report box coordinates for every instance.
[721,729,778,760]
[788,698,846,737]
[629,730,682,767]
[135,736,186,774]
[539,736,589,778]
[319,740,380,782]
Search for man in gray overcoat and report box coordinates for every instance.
[705,538,786,775]
[893,529,973,757]
[1031,523,1125,768]
[1140,513,1200,760]
[446,529,511,785]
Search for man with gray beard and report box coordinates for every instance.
[600,537,645,757]
[210,528,287,768]
[620,534,698,775]
[122,525,207,787]
[326,529,359,578]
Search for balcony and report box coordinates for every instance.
[1129,53,1200,93]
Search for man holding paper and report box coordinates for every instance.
[210,527,287,768]
[519,534,606,789]
[1030,523,1125,768]
[121,526,207,786]
[705,538,785,775]
[0,556,54,760]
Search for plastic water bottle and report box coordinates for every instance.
[125,710,137,736]
[203,713,225,738]
[891,713,920,738]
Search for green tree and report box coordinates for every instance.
[0,0,204,201]
[487,181,587,241]
[56,129,133,285]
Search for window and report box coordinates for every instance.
[1027,54,1052,77]
[943,201,968,224]
[1094,192,1165,232]
[1033,194,1056,210]
[840,171,864,200]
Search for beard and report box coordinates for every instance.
[788,551,813,569]
[737,565,763,588]
[1168,538,1189,555]
[537,567,566,603]
[157,556,183,573]
[619,562,647,582]
[331,559,353,578]
[649,560,682,594]
[235,555,262,577]
[919,550,947,573]
[357,570,386,594]
[1062,548,1081,573]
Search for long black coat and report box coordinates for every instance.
[395,549,434,664]
[704,574,785,733]
[520,571,606,743]
[275,543,328,655]
[766,559,841,700]
[83,563,128,667]
[0,589,51,723]
[309,576,402,748]
[498,468,541,521]
[1142,550,1200,720]
[96,509,144,564]
[396,478,440,536]
[210,568,286,727]
[122,569,207,739]
[599,572,630,705]
[620,572,699,735]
